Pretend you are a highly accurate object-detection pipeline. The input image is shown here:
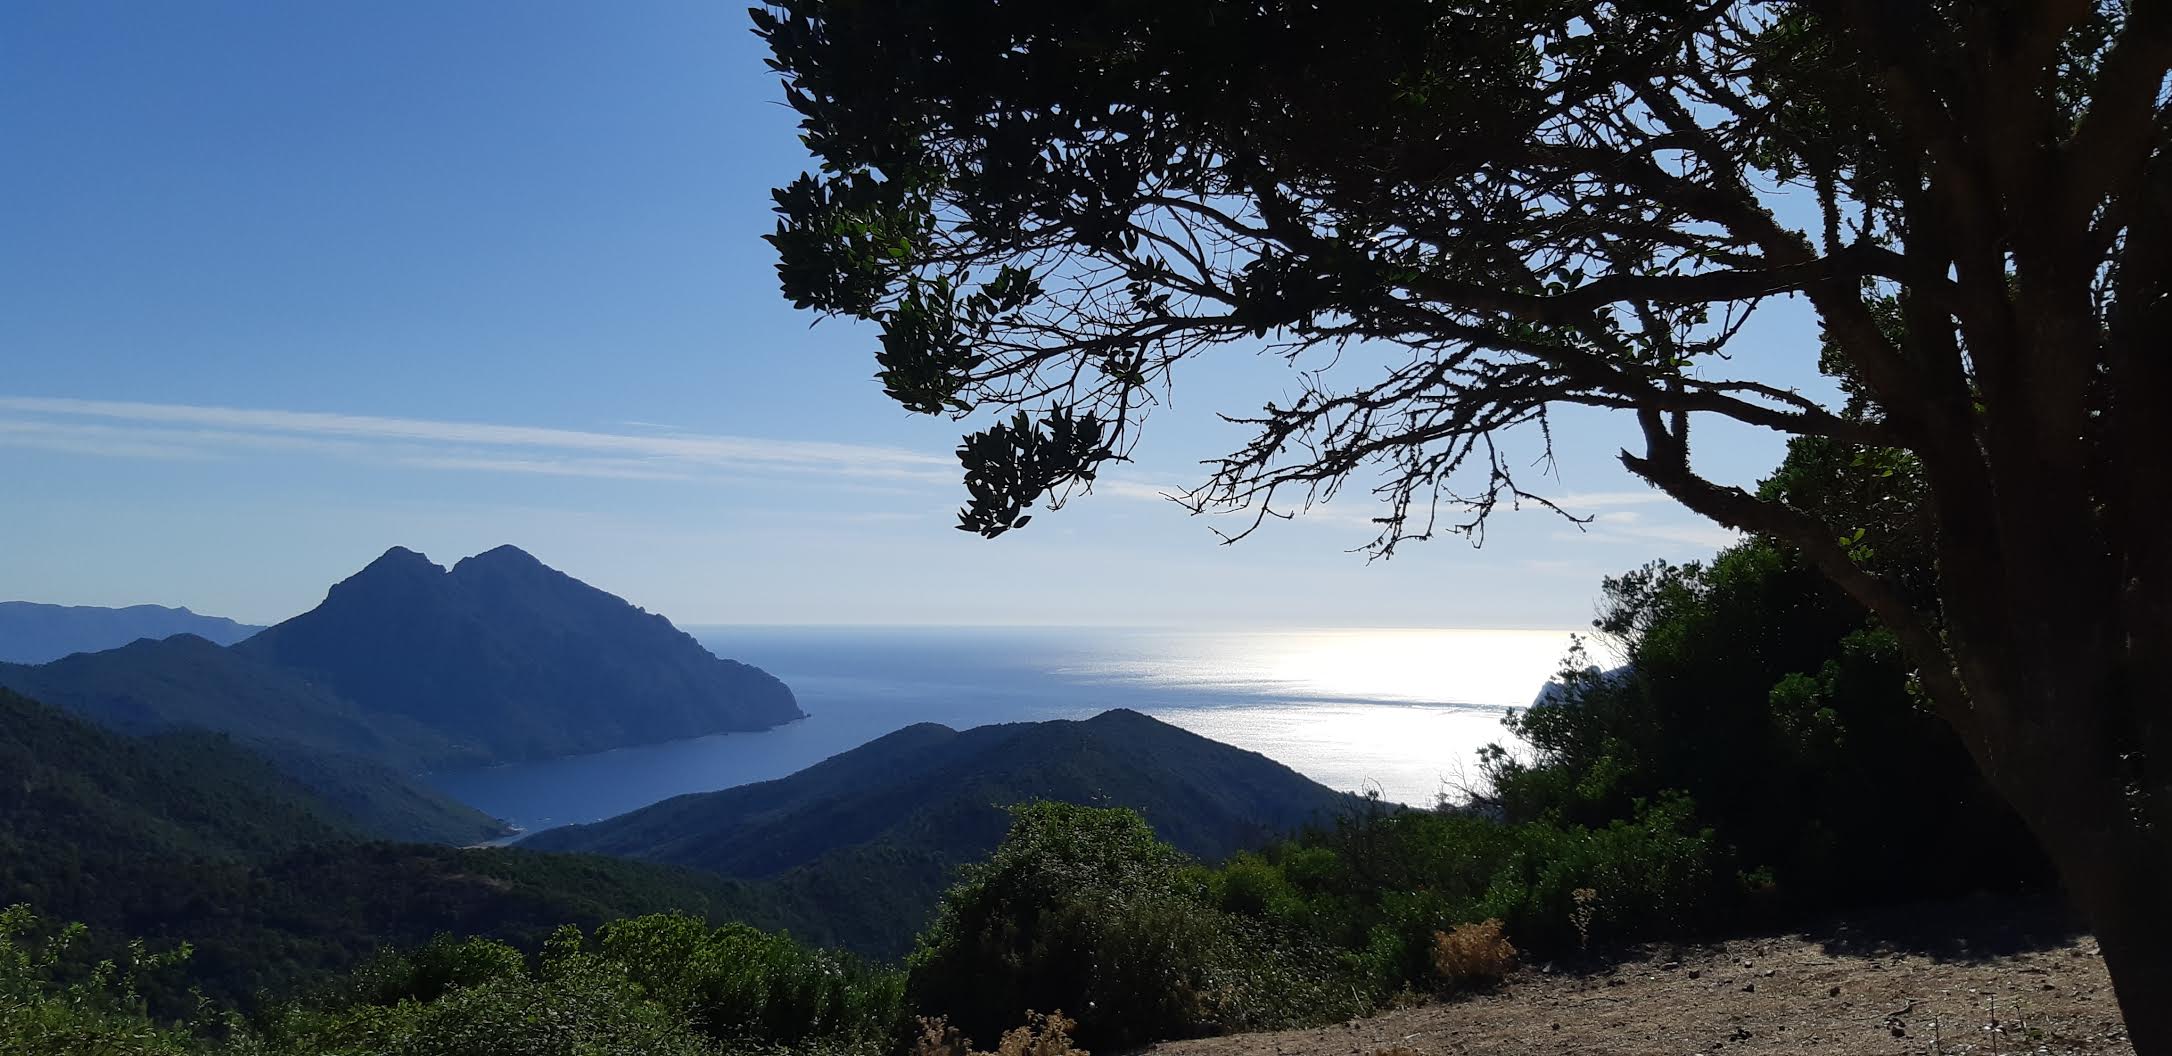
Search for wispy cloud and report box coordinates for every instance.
[1091,476,1192,503]
[1552,509,1739,551]
[1553,489,1674,510]
[0,396,955,484]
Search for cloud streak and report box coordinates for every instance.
[1553,510,1740,551]
[0,396,956,484]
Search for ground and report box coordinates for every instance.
[1148,897,2132,1056]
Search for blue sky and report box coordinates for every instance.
[0,1,1815,628]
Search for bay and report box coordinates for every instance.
[425,626,1582,833]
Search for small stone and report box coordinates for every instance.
[1688,968,1702,979]
[1741,982,1757,993]
[1829,986,1842,997]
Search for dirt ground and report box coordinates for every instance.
[1147,897,2133,1056]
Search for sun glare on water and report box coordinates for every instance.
[1060,628,1590,805]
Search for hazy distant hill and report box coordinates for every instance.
[236,545,803,761]
[524,709,1363,954]
[0,600,263,664]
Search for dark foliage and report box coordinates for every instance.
[752,2,2172,1040]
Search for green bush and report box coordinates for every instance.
[1194,794,1723,998]
[256,927,715,1056]
[907,802,1361,1050]
[0,904,199,1056]
[340,934,527,1008]
[2,905,906,1056]
[596,913,904,1050]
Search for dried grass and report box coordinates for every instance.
[1432,919,1518,988]
[914,1010,1088,1056]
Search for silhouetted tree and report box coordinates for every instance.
[754,2,2172,1045]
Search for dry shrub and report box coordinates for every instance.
[1431,919,1518,988]
[914,1010,1087,1056]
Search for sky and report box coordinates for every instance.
[0,1,1826,629]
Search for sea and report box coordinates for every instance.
[425,626,1586,834]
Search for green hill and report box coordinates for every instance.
[0,633,469,767]
[0,686,364,868]
[523,709,1363,955]
[0,686,802,1009]
[0,639,503,844]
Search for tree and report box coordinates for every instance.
[753,1,2172,1045]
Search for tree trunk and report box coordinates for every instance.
[2064,835,2172,1055]
[1940,630,2172,1053]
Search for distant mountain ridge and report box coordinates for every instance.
[0,600,263,664]
[0,545,801,843]
[235,545,803,761]
[524,708,1364,954]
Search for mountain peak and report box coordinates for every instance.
[451,544,545,576]
[359,546,446,577]
[236,544,803,761]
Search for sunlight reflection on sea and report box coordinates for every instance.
[427,626,1587,830]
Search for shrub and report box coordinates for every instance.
[0,904,198,1056]
[1430,920,1516,988]
[260,927,716,1056]
[908,803,1229,1049]
[341,934,527,1007]
[595,912,905,1050]
[908,802,1357,1050]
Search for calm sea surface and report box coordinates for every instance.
[425,626,1581,833]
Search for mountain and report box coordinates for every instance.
[523,709,1363,954]
[235,545,803,761]
[0,638,505,843]
[0,600,263,664]
[0,545,799,836]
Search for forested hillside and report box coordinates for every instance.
[0,642,505,843]
[0,687,811,1010]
